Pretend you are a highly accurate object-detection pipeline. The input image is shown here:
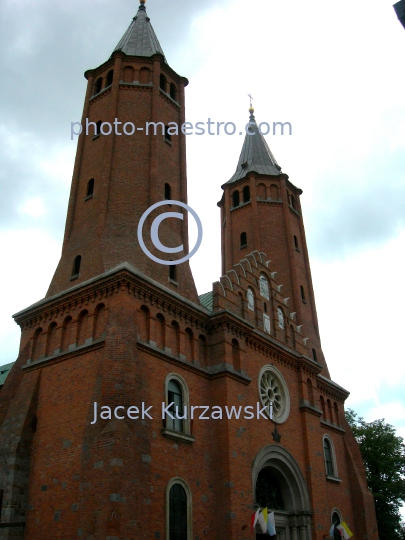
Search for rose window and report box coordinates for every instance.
[258,365,290,423]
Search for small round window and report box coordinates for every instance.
[258,365,290,423]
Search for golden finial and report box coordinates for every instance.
[140,0,146,4]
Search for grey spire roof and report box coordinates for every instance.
[226,111,282,184]
[112,3,166,60]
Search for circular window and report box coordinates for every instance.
[258,365,290,423]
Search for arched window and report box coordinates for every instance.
[86,178,94,198]
[164,374,191,437]
[323,435,338,477]
[185,328,194,361]
[294,235,299,251]
[300,285,306,302]
[169,264,177,282]
[291,194,296,210]
[77,310,89,346]
[170,83,177,100]
[156,313,165,349]
[312,348,318,362]
[270,184,279,200]
[232,339,240,371]
[167,379,183,432]
[243,185,250,203]
[331,510,342,540]
[166,478,192,540]
[257,183,266,200]
[232,190,240,208]
[61,317,73,352]
[240,232,247,248]
[165,183,171,200]
[94,303,107,340]
[170,483,187,539]
[160,74,167,92]
[31,328,44,360]
[123,66,134,83]
[320,395,326,417]
[106,70,113,87]
[277,307,285,329]
[334,402,340,426]
[327,399,333,423]
[72,255,81,277]
[139,305,150,342]
[259,274,269,299]
[165,126,172,142]
[139,67,150,84]
[94,77,102,95]
[247,288,255,311]
[171,321,180,357]
[45,322,58,357]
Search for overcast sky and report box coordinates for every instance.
[1,0,405,468]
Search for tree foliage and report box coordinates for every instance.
[346,409,405,540]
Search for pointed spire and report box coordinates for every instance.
[112,0,166,60]
[226,107,282,184]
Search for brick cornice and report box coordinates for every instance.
[13,264,210,330]
[316,375,349,402]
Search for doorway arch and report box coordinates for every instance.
[252,445,312,540]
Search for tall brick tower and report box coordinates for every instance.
[0,3,379,540]
[218,106,327,375]
[47,0,198,302]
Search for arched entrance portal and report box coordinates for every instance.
[252,445,312,540]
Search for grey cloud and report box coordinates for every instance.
[0,0,224,232]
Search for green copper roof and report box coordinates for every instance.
[112,3,166,60]
[0,362,14,387]
[226,110,282,184]
[199,291,213,312]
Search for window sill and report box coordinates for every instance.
[168,278,179,287]
[92,134,100,141]
[295,248,300,252]
[84,195,93,201]
[70,274,79,282]
[302,299,307,304]
[326,475,342,483]
[164,137,173,146]
[161,428,195,444]
[240,244,247,249]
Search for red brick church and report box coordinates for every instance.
[0,1,379,539]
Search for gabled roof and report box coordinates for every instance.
[0,362,14,386]
[112,2,166,60]
[226,109,282,185]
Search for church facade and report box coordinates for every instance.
[0,2,379,539]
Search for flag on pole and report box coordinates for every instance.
[267,511,276,536]
[337,522,353,539]
[250,509,260,531]
[258,508,268,533]
[329,522,336,538]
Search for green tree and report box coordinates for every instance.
[346,409,405,540]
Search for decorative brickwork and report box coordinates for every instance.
[0,3,379,540]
